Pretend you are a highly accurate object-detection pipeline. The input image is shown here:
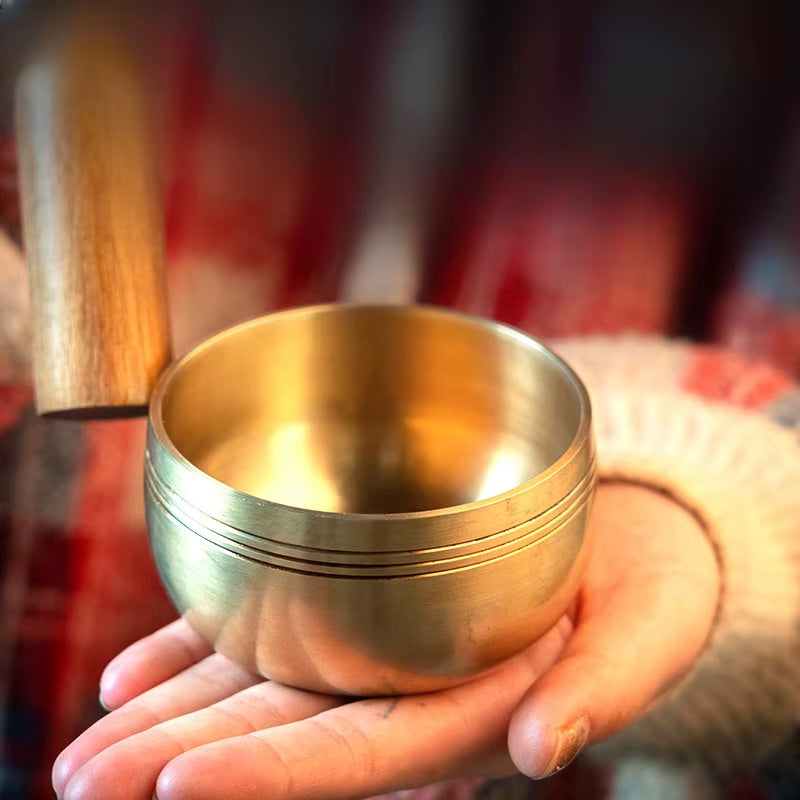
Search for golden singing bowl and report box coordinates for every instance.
[145,305,596,695]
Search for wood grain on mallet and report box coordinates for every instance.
[15,15,171,418]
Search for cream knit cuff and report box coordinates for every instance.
[552,337,800,772]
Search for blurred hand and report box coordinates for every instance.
[53,483,718,800]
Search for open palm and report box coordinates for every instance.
[54,484,718,800]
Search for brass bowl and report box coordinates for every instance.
[145,305,595,695]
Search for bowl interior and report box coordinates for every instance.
[159,307,583,514]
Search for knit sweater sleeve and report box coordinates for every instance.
[551,336,800,772]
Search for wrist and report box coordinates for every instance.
[594,481,721,594]
[591,481,722,671]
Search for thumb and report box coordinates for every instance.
[507,484,720,779]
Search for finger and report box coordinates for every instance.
[62,681,342,800]
[508,485,720,779]
[100,618,213,710]
[154,616,573,800]
[53,653,259,796]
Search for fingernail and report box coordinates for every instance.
[538,716,591,778]
[98,692,111,712]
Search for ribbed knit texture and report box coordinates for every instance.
[554,337,800,773]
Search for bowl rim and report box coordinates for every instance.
[147,303,593,528]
